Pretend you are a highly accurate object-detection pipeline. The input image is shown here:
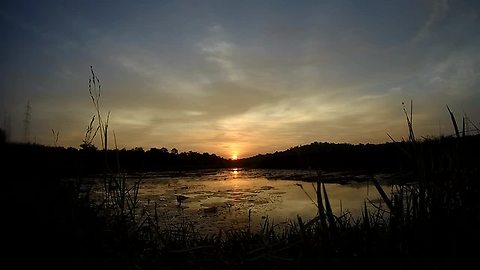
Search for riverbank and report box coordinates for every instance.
[2,134,480,269]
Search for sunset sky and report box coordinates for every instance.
[1,0,479,158]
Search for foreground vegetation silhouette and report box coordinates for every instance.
[3,69,479,269]
[4,132,480,269]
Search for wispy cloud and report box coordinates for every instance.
[1,0,479,157]
[413,0,449,42]
[198,25,244,81]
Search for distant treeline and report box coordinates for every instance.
[2,134,479,177]
[237,135,480,173]
[1,143,229,177]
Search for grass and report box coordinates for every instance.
[144,123,476,268]
[74,72,479,268]
[75,132,477,269]
[6,69,478,269]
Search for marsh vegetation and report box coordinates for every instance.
[3,70,479,269]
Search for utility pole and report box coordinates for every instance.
[24,101,31,143]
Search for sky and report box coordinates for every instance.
[1,0,479,158]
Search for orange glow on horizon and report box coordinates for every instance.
[231,150,238,160]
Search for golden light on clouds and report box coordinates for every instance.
[1,1,479,157]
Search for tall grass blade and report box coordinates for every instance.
[297,215,306,241]
[104,111,110,153]
[372,177,394,212]
[465,114,480,133]
[322,183,336,231]
[387,132,413,159]
[113,130,121,173]
[363,200,370,230]
[316,173,327,229]
[447,105,460,138]
[295,183,318,208]
[402,101,415,142]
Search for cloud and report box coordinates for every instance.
[424,52,480,95]
[2,1,480,157]
[197,25,244,81]
[413,0,449,42]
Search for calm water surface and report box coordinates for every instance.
[91,168,390,234]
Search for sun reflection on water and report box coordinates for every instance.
[230,168,239,177]
[95,169,390,234]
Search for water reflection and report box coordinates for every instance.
[92,169,389,234]
[230,168,239,177]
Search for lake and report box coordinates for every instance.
[88,168,391,234]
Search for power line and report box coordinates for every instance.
[24,101,31,143]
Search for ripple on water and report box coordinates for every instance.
[87,169,391,233]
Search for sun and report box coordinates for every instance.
[231,154,238,160]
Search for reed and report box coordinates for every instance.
[68,71,480,269]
